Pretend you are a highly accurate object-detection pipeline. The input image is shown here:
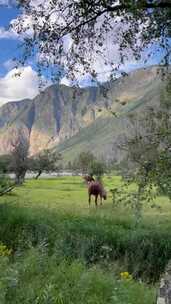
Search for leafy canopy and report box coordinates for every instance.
[12,1,171,81]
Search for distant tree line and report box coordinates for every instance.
[68,151,107,180]
[0,142,62,195]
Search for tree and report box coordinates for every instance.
[149,78,171,199]
[72,151,95,174]
[0,156,15,196]
[0,155,11,174]
[9,139,29,185]
[30,149,62,179]
[88,160,106,180]
[72,151,106,179]
[116,76,171,220]
[12,1,171,81]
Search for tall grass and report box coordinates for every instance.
[0,247,155,304]
[0,199,170,283]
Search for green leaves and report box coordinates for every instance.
[13,0,171,80]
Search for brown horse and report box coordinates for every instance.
[88,181,107,206]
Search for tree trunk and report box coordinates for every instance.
[35,170,42,179]
[135,184,143,225]
[15,170,27,185]
[15,174,20,185]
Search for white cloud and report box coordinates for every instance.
[0,66,40,106]
[0,26,18,39]
[60,73,98,88]
[60,76,72,87]
[0,0,16,7]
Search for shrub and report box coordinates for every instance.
[0,247,155,304]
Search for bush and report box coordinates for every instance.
[0,247,155,304]
[88,160,106,180]
[0,174,14,196]
[0,175,11,191]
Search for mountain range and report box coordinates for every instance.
[0,66,164,162]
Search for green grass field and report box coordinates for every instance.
[0,175,171,303]
[2,175,170,225]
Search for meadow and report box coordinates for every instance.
[0,175,171,303]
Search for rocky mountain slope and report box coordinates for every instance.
[0,66,163,160]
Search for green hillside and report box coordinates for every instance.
[55,80,162,162]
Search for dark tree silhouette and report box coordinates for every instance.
[30,149,62,179]
[73,151,96,174]
[9,139,29,185]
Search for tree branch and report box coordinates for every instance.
[56,1,171,39]
[0,185,15,196]
[105,1,171,11]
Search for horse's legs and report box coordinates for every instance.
[88,194,91,206]
[100,195,102,205]
[95,195,98,207]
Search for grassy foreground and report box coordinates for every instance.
[1,175,171,303]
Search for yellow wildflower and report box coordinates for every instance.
[120,271,132,280]
[0,243,12,257]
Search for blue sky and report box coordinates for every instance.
[0,5,42,105]
[0,7,18,26]
[0,7,20,76]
